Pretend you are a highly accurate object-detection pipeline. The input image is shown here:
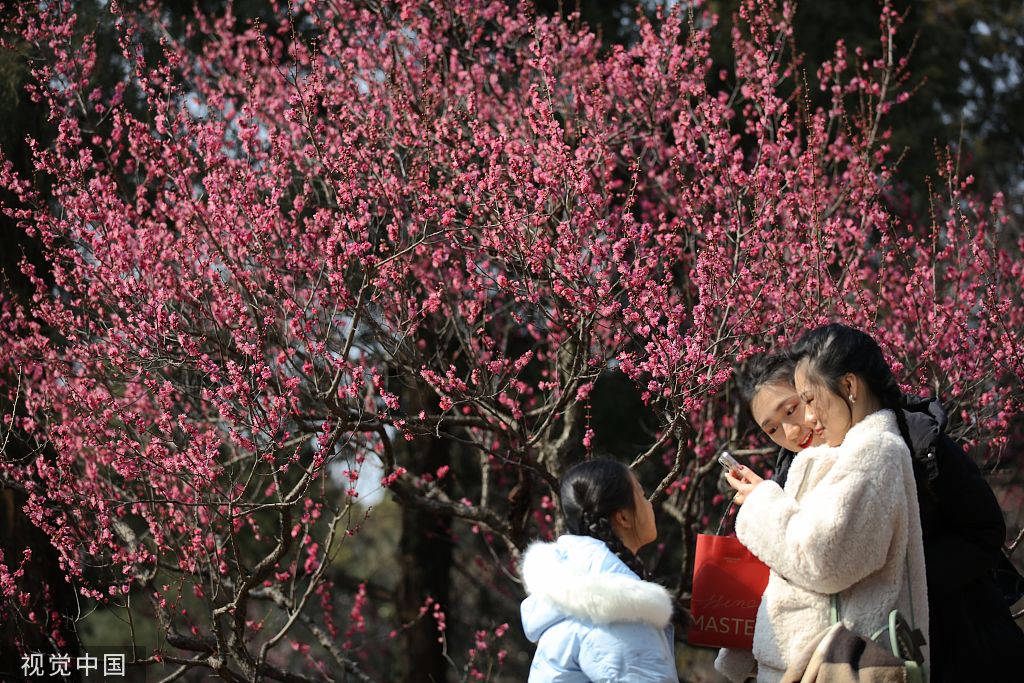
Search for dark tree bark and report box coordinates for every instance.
[397,433,454,683]
[0,481,83,681]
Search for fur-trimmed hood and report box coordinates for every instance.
[520,535,672,641]
[519,535,679,682]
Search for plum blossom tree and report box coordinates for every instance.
[1,0,1021,679]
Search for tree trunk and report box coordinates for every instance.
[0,485,82,681]
[397,434,454,683]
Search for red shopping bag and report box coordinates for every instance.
[687,533,770,649]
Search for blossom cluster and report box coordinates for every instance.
[0,0,1020,677]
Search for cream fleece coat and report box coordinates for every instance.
[717,410,929,683]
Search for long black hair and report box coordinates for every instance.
[790,323,913,451]
[560,459,646,577]
[738,350,797,407]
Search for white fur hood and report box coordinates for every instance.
[519,535,673,641]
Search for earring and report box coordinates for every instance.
[848,394,856,403]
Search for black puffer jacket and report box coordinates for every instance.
[772,396,1024,682]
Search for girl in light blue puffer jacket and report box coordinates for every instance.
[520,459,679,682]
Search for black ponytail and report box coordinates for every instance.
[791,323,913,453]
[561,459,646,578]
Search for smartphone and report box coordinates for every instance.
[718,451,741,472]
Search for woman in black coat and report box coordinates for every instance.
[901,395,1024,683]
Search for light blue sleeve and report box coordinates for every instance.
[528,621,587,683]
[579,623,678,682]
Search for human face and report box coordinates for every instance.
[793,363,854,447]
[614,472,657,554]
[749,380,823,452]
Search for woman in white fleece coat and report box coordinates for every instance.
[719,324,929,683]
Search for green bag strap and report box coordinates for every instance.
[829,541,916,630]
[830,544,928,674]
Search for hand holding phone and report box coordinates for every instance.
[720,452,765,504]
[718,451,741,472]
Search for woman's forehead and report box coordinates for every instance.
[793,362,814,386]
[752,381,797,420]
[757,379,797,398]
